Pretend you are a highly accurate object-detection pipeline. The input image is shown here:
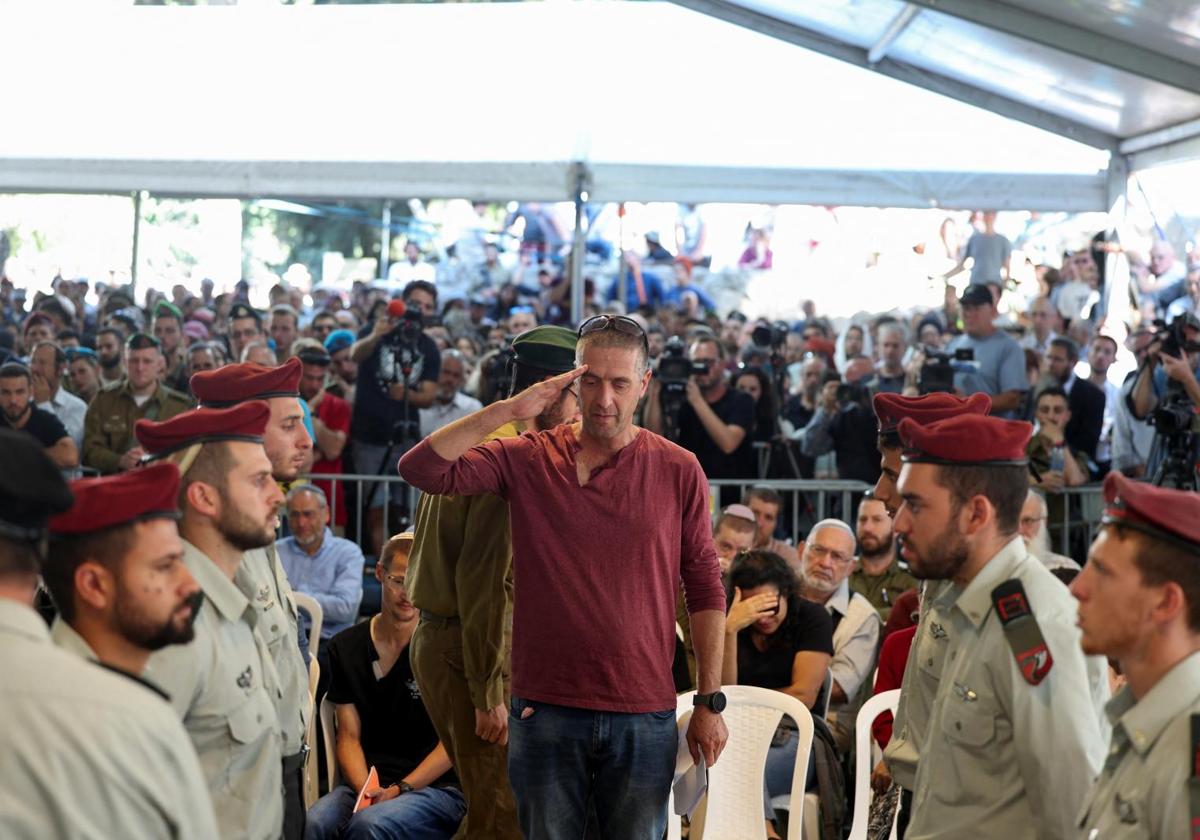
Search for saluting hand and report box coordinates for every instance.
[504,366,588,422]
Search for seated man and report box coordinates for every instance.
[849,495,916,621]
[742,486,800,570]
[1018,489,1080,579]
[306,533,464,840]
[797,518,881,751]
[277,484,364,663]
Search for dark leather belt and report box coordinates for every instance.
[282,746,309,773]
[419,610,460,626]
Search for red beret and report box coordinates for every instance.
[898,414,1032,466]
[135,401,271,459]
[1102,472,1200,554]
[190,356,301,408]
[22,311,53,333]
[49,462,181,536]
[874,392,991,435]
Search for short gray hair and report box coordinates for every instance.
[286,483,327,508]
[808,518,857,553]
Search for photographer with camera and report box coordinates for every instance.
[349,280,442,554]
[1129,313,1200,488]
[644,335,755,503]
[791,356,882,484]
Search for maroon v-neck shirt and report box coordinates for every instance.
[400,424,725,713]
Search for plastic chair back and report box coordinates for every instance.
[320,696,340,791]
[303,659,320,809]
[847,689,901,840]
[293,592,323,659]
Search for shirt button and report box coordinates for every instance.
[927,658,933,666]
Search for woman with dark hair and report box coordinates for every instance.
[733,365,778,444]
[722,550,833,837]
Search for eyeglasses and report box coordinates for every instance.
[577,315,649,353]
[807,543,852,565]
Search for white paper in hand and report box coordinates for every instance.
[672,757,707,817]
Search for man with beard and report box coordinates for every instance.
[0,431,219,840]
[850,495,916,620]
[95,325,125,386]
[137,402,287,840]
[190,357,314,840]
[1017,490,1079,578]
[0,361,77,469]
[152,300,190,392]
[399,315,728,839]
[1072,474,1200,839]
[297,345,351,527]
[797,518,881,750]
[891,413,1107,839]
[869,392,991,835]
[407,326,580,840]
[324,329,358,406]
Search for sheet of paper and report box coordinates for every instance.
[672,757,707,817]
[353,766,380,813]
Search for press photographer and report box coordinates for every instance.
[1129,313,1200,488]
[349,280,442,553]
[644,334,755,503]
[790,356,881,485]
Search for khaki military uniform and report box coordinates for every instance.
[0,600,219,840]
[144,541,284,840]
[408,420,522,840]
[82,380,192,474]
[50,616,98,662]
[906,538,1110,840]
[849,558,918,621]
[1077,651,1200,839]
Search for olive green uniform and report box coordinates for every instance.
[82,380,192,474]
[849,558,917,621]
[408,420,522,840]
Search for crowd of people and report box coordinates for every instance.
[2,205,1200,840]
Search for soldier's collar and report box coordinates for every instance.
[1113,650,1200,757]
[952,536,1026,629]
[182,540,251,623]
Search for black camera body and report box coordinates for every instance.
[655,336,708,390]
[752,321,790,349]
[918,347,975,395]
[1151,314,1200,359]
[836,381,870,406]
[387,309,428,347]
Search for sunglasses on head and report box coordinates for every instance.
[577,315,649,353]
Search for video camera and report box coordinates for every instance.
[1145,314,1200,488]
[655,336,708,388]
[382,299,438,349]
[918,347,975,395]
[751,321,790,349]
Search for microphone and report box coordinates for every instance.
[387,299,407,319]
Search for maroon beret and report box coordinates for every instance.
[135,401,271,459]
[190,356,301,408]
[898,414,1032,466]
[874,392,991,435]
[1102,472,1200,554]
[22,311,53,333]
[49,461,181,536]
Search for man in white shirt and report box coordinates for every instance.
[419,350,481,438]
[1019,296,1059,356]
[30,341,87,449]
[797,517,882,749]
[388,241,437,285]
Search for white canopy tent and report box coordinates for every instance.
[0,1,1118,210]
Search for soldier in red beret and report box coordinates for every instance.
[1073,473,1200,839]
[190,356,313,840]
[136,402,288,840]
[892,414,1108,839]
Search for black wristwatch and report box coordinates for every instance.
[396,781,416,795]
[693,691,727,713]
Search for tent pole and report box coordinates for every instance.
[379,200,393,280]
[130,191,142,293]
[569,164,589,325]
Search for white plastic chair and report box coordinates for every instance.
[847,689,901,840]
[320,696,340,791]
[293,592,323,659]
[303,659,321,809]
[669,686,814,840]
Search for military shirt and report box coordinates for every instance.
[407,420,518,711]
[82,379,192,474]
[1077,651,1200,840]
[849,557,918,621]
[907,538,1109,840]
[0,600,219,840]
[238,544,310,756]
[144,541,284,840]
[50,616,98,662]
[883,579,951,791]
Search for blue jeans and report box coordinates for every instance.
[763,724,817,821]
[304,783,465,840]
[507,695,677,840]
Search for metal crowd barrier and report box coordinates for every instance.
[306,472,1107,562]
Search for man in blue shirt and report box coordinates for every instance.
[946,285,1028,418]
[277,483,364,662]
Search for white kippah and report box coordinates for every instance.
[809,518,857,551]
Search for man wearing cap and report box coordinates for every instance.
[1073,474,1200,839]
[944,285,1028,418]
[399,315,728,839]
[407,325,581,839]
[138,403,287,840]
[0,429,218,840]
[324,328,358,405]
[870,392,989,833]
[891,413,1108,839]
[152,299,190,392]
[82,332,192,474]
[228,302,265,363]
[191,356,315,840]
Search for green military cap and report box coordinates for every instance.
[512,325,578,373]
[229,302,261,324]
[153,299,183,321]
[125,332,162,351]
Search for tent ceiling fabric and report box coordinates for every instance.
[0,1,1153,209]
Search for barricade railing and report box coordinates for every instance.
[306,472,1107,562]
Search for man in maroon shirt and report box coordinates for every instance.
[398,315,728,839]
